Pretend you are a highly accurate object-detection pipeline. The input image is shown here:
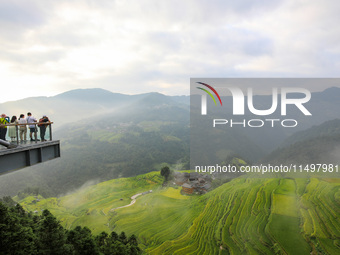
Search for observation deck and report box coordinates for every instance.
[0,122,60,174]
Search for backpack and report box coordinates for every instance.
[38,118,44,127]
[0,118,8,128]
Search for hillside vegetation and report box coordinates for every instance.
[18,172,340,255]
[263,119,340,168]
[281,119,340,148]
[0,105,190,197]
[0,200,141,255]
[2,89,340,198]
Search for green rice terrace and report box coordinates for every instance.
[17,172,340,255]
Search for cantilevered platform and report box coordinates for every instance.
[0,140,60,174]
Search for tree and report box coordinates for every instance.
[0,201,142,255]
[0,196,16,207]
[128,234,141,255]
[128,234,138,246]
[95,231,108,249]
[67,226,99,255]
[119,231,127,245]
[160,166,171,181]
[37,209,68,255]
[109,231,118,242]
[0,202,36,255]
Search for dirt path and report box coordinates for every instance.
[110,192,150,212]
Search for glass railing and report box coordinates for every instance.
[0,122,54,146]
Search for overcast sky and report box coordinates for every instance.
[0,0,339,103]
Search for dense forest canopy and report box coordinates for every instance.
[0,197,141,255]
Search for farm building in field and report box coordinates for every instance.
[176,172,212,195]
[202,183,212,191]
[189,172,199,181]
[175,176,187,186]
[182,183,194,194]
[174,172,188,185]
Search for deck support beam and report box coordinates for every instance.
[0,140,60,174]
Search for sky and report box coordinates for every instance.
[0,0,339,103]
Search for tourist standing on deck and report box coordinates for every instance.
[26,112,38,141]
[0,114,10,140]
[8,116,18,142]
[39,115,50,141]
[18,114,27,142]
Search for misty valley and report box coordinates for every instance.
[1,88,340,254]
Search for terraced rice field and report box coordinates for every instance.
[19,173,340,254]
[146,178,339,255]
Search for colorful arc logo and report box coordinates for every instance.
[196,82,223,106]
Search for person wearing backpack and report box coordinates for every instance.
[26,112,38,141]
[0,114,10,141]
[38,115,50,141]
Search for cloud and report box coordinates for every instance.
[0,0,339,103]
[0,0,50,44]
[0,0,46,27]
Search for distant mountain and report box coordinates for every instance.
[0,88,188,130]
[0,100,191,197]
[135,92,174,106]
[54,88,127,101]
[170,95,190,105]
[1,86,339,133]
[311,86,340,100]
[280,119,340,148]
[193,86,340,153]
[262,119,340,165]
[1,87,340,197]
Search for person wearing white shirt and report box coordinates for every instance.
[18,114,27,142]
[26,112,38,141]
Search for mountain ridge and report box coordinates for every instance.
[0,88,189,129]
[262,119,340,166]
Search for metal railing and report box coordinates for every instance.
[0,122,54,146]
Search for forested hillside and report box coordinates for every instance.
[0,104,190,197]
[1,88,340,199]
[263,119,340,166]
[0,198,141,255]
